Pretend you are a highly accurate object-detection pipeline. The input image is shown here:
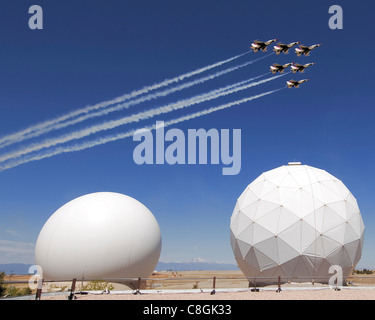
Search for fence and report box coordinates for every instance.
[2,273,375,300]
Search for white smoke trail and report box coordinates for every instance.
[0,54,272,150]
[0,73,284,163]
[0,88,284,173]
[0,51,253,149]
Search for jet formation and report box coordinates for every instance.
[251,39,322,56]
[270,62,315,74]
[273,42,300,55]
[251,38,321,88]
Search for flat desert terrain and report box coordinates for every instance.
[10,270,373,300]
[43,288,375,300]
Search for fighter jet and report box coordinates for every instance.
[270,63,292,74]
[286,79,309,88]
[295,44,322,57]
[273,42,300,55]
[251,39,278,52]
[291,63,315,73]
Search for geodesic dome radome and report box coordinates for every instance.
[230,163,365,283]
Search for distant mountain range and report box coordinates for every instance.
[155,261,238,271]
[2,262,373,276]
[0,263,33,275]
[0,261,238,275]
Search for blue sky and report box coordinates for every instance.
[0,0,374,268]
